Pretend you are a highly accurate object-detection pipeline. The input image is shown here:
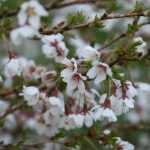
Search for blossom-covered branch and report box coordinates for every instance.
[0,0,150,149]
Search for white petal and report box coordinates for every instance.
[94,74,105,85]
[30,0,48,16]
[78,80,85,94]
[28,16,41,29]
[87,67,97,79]
[42,45,55,58]
[124,98,134,108]
[19,25,37,38]
[17,10,27,26]
[84,114,93,127]
[10,29,23,45]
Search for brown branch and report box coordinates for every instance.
[0,89,16,98]
[50,0,96,9]
[0,102,24,120]
[40,12,150,35]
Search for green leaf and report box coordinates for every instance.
[66,11,86,26]
[127,24,139,34]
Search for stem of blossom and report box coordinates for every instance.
[107,77,112,98]
[83,136,99,150]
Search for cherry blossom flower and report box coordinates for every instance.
[41,34,69,63]
[133,37,147,56]
[4,57,35,79]
[91,94,117,122]
[63,114,84,130]
[61,58,78,80]
[4,58,23,78]
[87,62,112,85]
[10,25,38,45]
[77,45,100,63]
[42,97,65,136]
[34,122,60,138]
[22,86,40,106]
[18,0,48,29]
[61,58,86,95]
[45,96,65,115]
[62,71,86,95]
[115,137,134,150]
[103,129,111,135]
[110,80,137,115]
[43,110,63,126]
[42,97,65,132]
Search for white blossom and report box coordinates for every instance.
[61,58,78,80]
[91,94,117,122]
[10,25,38,45]
[46,96,64,114]
[116,137,134,150]
[41,34,69,63]
[22,86,40,106]
[34,122,60,137]
[4,58,23,78]
[87,62,112,85]
[77,45,100,63]
[61,58,85,96]
[43,97,64,129]
[133,37,147,56]
[64,114,84,130]
[103,129,111,135]
[91,105,117,122]
[4,57,35,79]
[18,0,48,29]
[62,71,86,95]
[110,80,137,115]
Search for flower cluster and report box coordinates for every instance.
[3,30,138,148]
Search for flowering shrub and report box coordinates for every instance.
[0,0,150,150]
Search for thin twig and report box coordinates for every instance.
[98,33,127,51]
[98,21,150,51]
